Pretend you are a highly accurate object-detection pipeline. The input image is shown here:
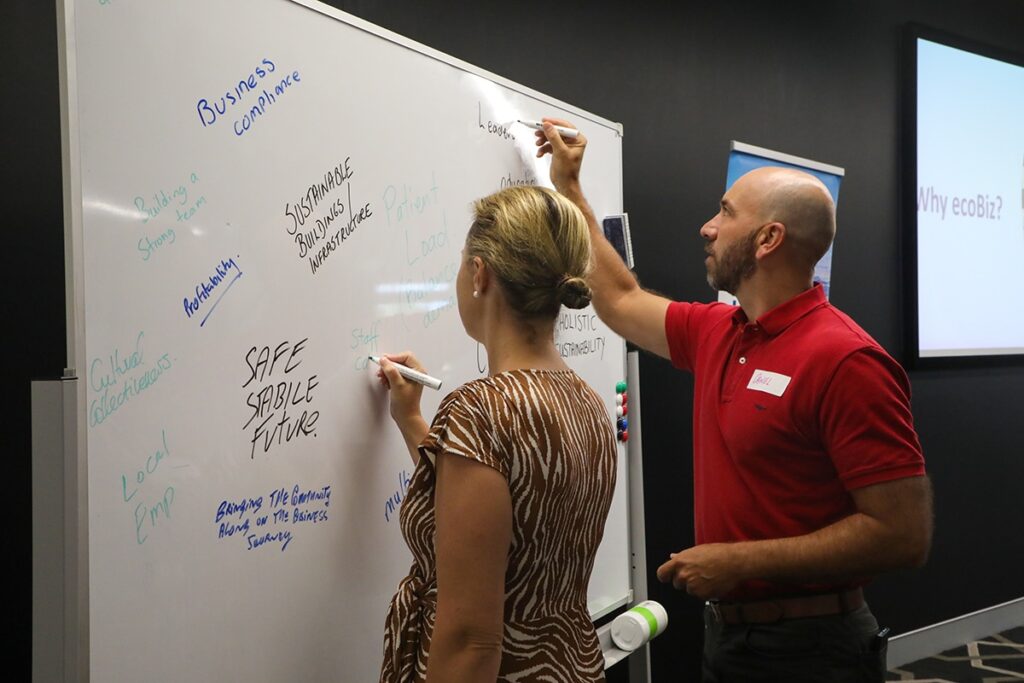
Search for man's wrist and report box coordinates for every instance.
[729,540,764,583]
[555,179,584,202]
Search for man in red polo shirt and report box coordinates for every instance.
[536,119,932,682]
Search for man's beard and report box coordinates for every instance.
[706,229,759,294]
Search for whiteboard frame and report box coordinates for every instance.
[55,0,634,679]
[55,0,91,681]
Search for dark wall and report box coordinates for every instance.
[10,1,1024,680]
[5,0,66,677]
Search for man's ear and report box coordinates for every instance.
[756,222,786,259]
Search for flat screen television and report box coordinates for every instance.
[903,25,1024,367]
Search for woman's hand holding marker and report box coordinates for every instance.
[375,351,428,418]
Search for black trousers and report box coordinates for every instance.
[702,603,889,682]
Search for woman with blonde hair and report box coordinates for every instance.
[378,185,617,683]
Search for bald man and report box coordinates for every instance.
[538,121,932,683]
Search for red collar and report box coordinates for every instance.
[730,284,829,337]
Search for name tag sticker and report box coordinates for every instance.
[747,370,791,397]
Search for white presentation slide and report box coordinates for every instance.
[916,38,1024,358]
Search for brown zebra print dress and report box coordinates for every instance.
[380,369,617,683]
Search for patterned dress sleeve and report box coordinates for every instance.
[418,384,509,479]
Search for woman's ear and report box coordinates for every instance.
[472,256,489,294]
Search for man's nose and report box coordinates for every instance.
[700,219,716,240]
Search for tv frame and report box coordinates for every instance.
[901,24,1024,369]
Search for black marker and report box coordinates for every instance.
[369,356,443,390]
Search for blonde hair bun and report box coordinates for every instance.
[468,186,592,319]
[558,276,592,310]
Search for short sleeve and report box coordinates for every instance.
[418,386,508,478]
[820,348,926,490]
[665,301,734,371]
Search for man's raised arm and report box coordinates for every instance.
[537,118,672,359]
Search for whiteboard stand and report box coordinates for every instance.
[598,350,652,682]
[32,377,88,683]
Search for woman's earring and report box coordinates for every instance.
[473,290,480,298]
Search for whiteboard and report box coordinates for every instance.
[61,0,630,681]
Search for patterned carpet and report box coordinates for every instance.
[886,626,1024,682]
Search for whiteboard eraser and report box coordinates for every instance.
[610,600,668,651]
[602,214,634,269]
